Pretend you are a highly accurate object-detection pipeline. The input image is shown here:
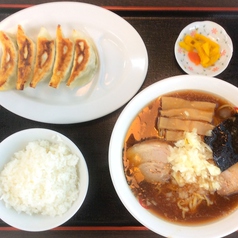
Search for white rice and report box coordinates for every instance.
[0,138,79,217]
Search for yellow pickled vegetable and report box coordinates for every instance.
[179,33,220,68]
[179,41,193,52]
[202,42,210,56]
[183,35,196,47]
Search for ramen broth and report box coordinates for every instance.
[123,90,238,224]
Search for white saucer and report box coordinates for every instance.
[174,21,233,76]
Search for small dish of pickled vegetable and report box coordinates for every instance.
[174,21,233,76]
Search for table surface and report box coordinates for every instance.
[0,1,238,237]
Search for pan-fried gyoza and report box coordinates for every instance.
[16,25,36,90]
[49,25,74,88]
[0,31,18,91]
[66,30,98,88]
[30,27,55,88]
[0,25,98,91]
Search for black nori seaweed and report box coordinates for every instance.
[204,113,238,171]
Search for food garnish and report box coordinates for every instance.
[205,113,238,171]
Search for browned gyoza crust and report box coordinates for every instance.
[49,25,74,88]
[0,31,17,90]
[66,37,90,86]
[30,27,55,88]
[66,29,98,88]
[16,25,35,90]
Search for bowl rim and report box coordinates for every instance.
[109,75,238,238]
[0,128,89,231]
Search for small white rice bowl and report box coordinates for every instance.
[109,75,238,238]
[0,128,89,231]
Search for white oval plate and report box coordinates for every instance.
[174,21,233,76]
[0,128,89,231]
[109,75,238,238]
[0,2,148,124]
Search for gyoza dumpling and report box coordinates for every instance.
[66,30,98,88]
[30,27,55,88]
[16,25,36,90]
[0,31,17,91]
[49,25,74,88]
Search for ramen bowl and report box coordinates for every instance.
[109,75,238,238]
[174,21,233,76]
[0,128,89,231]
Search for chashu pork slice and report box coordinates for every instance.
[0,31,18,91]
[66,30,98,88]
[218,162,238,196]
[126,140,171,184]
[49,25,74,88]
[30,27,55,88]
[16,25,36,90]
